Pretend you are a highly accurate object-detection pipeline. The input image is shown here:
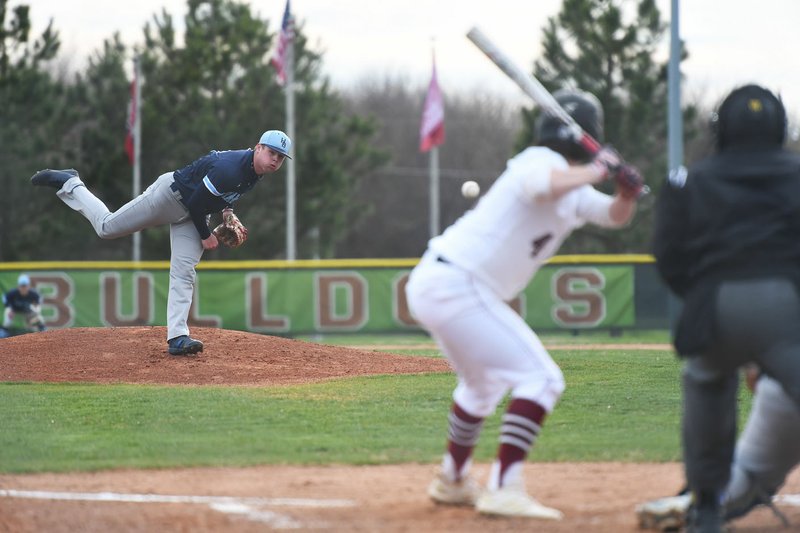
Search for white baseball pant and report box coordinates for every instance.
[406,252,565,417]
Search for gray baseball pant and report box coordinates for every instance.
[726,375,800,507]
[682,278,800,494]
[56,172,204,341]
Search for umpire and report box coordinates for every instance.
[653,84,800,533]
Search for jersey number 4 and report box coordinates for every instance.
[531,233,553,257]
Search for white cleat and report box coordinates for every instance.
[428,472,482,506]
[475,481,563,519]
[635,493,691,531]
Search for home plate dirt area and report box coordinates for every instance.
[1,327,799,532]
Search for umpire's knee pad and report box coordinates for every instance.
[683,357,736,389]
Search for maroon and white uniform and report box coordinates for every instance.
[407,146,624,418]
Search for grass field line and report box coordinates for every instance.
[348,343,674,351]
[0,488,356,528]
[0,488,356,508]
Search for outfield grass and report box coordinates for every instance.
[0,335,753,474]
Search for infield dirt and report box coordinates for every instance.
[1,327,798,532]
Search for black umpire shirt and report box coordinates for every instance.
[653,146,800,355]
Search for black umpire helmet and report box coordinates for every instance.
[712,84,787,150]
[535,89,604,163]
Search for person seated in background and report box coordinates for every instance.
[2,274,46,336]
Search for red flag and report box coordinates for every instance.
[419,56,445,152]
[125,73,137,165]
[271,0,294,86]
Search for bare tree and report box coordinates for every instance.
[337,75,521,257]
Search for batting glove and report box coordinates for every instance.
[590,145,622,180]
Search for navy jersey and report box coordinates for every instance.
[3,288,41,312]
[172,149,262,238]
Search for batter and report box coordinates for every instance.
[406,89,641,519]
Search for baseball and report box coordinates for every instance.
[461,180,480,199]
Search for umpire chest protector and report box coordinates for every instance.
[654,147,800,356]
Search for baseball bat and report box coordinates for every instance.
[466,26,601,155]
[467,26,650,197]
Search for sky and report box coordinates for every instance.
[21,0,800,121]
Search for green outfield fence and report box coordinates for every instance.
[0,255,670,336]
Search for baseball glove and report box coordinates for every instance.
[213,211,248,248]
[613,164,647,199]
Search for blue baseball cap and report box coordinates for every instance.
[18,274,30,286]
[259,130,292,159]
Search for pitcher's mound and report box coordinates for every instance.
[0,327,450,386]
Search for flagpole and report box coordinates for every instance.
[285,35,296,261]
[428,40,439,239]
[667,0,683,336]
[132,56,142,262]
[429,147,440,238]
[423,41,443,239]
[271,0,296,260]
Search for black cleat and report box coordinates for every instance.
[686,502,724,533]
[31,168,79,189]
[168,335,204,356]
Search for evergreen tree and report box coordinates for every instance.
[0,0,386,261]
[136,0,386,259]
[519,0,696,253]
[0,1,80,261]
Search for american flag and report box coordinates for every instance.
[271,0,294,86]
[124,71,137,165]
[419,55,445,152]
